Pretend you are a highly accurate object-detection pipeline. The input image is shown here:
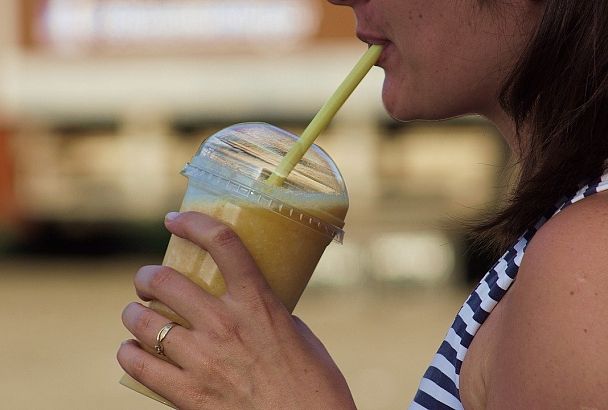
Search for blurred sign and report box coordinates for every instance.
[28,0,356,54]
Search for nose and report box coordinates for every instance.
[327,0,355,5]
[327,0,369,8]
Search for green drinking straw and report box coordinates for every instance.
[267,45,383,186]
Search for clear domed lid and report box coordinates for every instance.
[182,123,349,243]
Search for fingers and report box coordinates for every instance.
[117,340,185,406]
[134,265,223,326]
[164,211,272,300]
[122,302,193,365]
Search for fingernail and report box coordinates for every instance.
[165,212,180,221]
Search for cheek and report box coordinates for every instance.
[380,64,477,121]
[380,35,495,121]
[379,38,444,119]
[380,68,414,120]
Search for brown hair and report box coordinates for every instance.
[472,0,608,256]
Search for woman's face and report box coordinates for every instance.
[329,0,543,123]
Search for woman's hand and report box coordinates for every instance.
[117,211,356,410]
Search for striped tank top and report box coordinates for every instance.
[410,173,608,409]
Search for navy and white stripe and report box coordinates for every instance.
[410,173,608,409]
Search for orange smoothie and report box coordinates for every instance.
[121,121,349,407]
[121,188,347,408]
[158,193,348,317]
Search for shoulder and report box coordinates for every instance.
[486,191,608,408]
[521,190,608,287]
[522,190,608,275]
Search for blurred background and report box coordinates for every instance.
[0,1,509,409]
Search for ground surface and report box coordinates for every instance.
[1,258,468,410]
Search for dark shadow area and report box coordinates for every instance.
[462,237,496,284]
[1,221,169,258]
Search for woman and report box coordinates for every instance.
[117,0,608,408]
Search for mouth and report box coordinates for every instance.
[356,32,392,67]
[356,31,390,47]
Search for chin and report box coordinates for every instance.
[382,79,469,122]
[382,78,414,121]
[381,75,433,121]
[382,87,427,122]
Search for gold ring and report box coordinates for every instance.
[155,322,179,356]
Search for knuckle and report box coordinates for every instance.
[131,356,149,381]
[254,294,287,327]
[209,312,241,344]
[134,308,155,335]
[209,225,240,249]
[239,290,266,314]
[149,267,174,291]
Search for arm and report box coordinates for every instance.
[487,193,608,409]
[117,211,356,410]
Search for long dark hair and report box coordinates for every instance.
[473,0,608,256]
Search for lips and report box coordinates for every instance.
[357,31,392,67]
[356,31,390,47]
